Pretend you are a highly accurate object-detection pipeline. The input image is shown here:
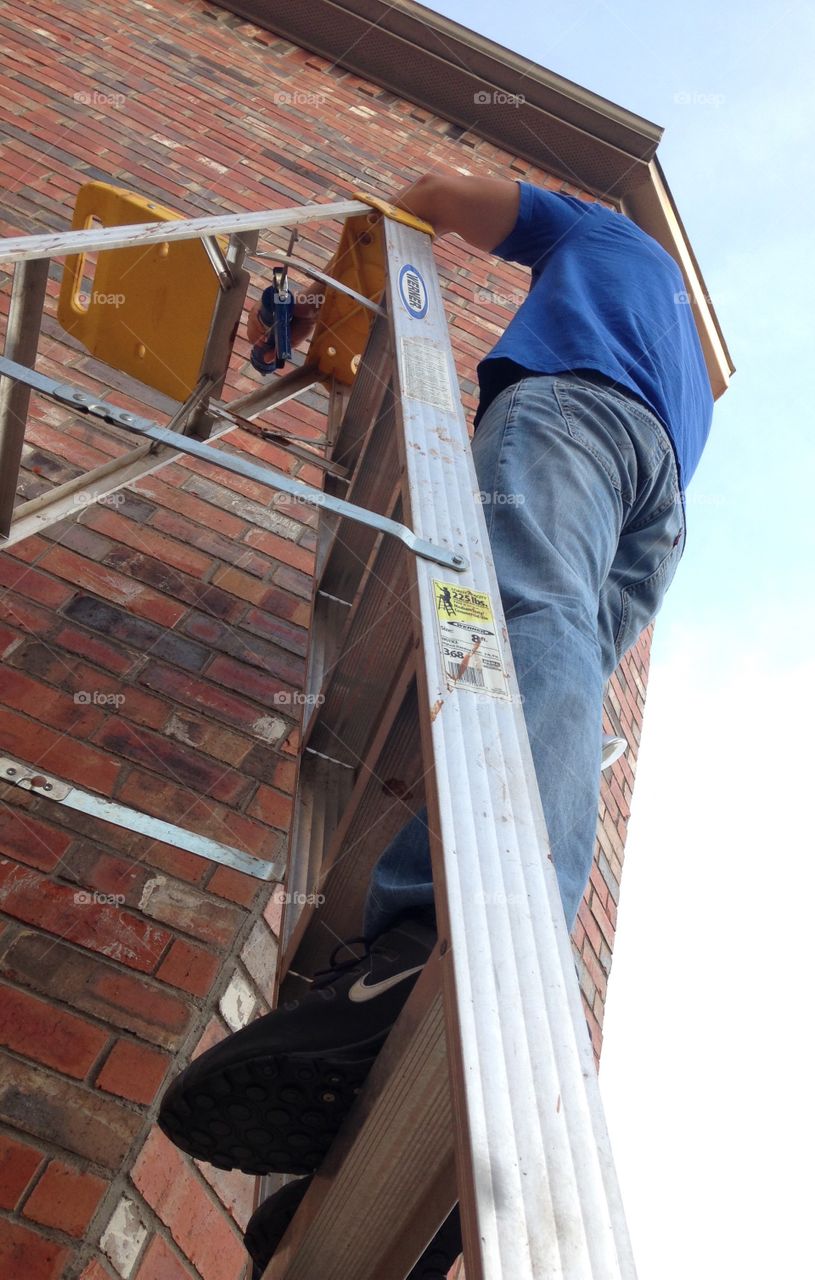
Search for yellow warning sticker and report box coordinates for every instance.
[433,580,511,699]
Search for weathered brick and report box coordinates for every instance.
[0,932,190,1049]
[138,874,244,949]
[163,710,254,769]
[63,594,209,672]
[50,621,135,676]
[156,937,221,996]
[205,864,261,908]
[134,1234,198,1280]
[247,784,293,832]
[0,808,72,872]
[0,983,109,1079]
[180,611,306,686]
[0,1131,43,1209]
[148,507,271,577]
[0,1218,72,1280]
[22,1158,108,1237]
[0,1056,142,1170]
[0,554,74,609]
[0,863,169,974]
[138,662,290,745]
[272,563,313,600]
[96,1038,171,1105]
[0,590,56,638]
[240,920,278,1003]
[239,605,308,656]
[0,664,105,737]
[205,654,298,706]
[36,546,186,628]
[0,704,121,794]
[132,1131,247,1280]
[243,526,315,573]
[93,717,253,807]
[83,506,213,578]
[133,473,247,539]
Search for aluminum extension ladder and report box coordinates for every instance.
[0,198,636,1279]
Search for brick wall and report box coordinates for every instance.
[0,0,650,1275]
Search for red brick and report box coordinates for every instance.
[93,717,253,807]
[133,473,248,538]
[134,1235,197,1280]
[36,546,186,628]
[162,710,255,768]
[96,1039,171,1105]
[0,555,74,609]
[0,591,55,638]
[82,507,213,578]
[23,1159,107,1237]
[0,1057,141,1170]
[206,865,261,907]
[139,874,244,949]
[0,1218,72,1280]
[0,666,103,737]
[591,894,616,950]
[0,1132,43,1209]
[263,883,287,937]
[0,862,169,974]
[209,564,273,606]
[1,932,191,1049]
[156,938,221,997]
[243,526,315,573]
[273,563,313,600]
[0,618,21,657]
[0,983,109,1079]
[132,1131,246,1280]
[205,654,296,707]
[0,809,72,872]
[138,662,291,744]
[80,1259,117,1280]
[180,613,305,687]
[148,508,271,578]
[0,704,121,794]
[247,784,294,832]
[50,622,135,676]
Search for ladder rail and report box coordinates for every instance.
[382,215,636,1277]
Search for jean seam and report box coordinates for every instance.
[483,379,523,539]
[553,381,635,505]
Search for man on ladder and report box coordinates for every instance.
[159,173,713,1277]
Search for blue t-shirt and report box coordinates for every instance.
[476,182,713,490]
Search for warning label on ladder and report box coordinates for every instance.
[433,580,511,699]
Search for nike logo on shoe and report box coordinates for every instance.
[347,965,425,1003]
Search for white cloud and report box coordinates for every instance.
[600,632,814,1278]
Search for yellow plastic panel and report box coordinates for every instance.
[306,211,388,386]
[57,182,222,400]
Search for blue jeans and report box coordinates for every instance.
[364,373,685,936]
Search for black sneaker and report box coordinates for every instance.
[158,918,436,1175]
[244,1175,462,1280]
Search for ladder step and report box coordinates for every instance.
[262,954,456,1280]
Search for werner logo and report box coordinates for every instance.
[398,264,428,319]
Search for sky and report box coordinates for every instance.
[426,0,814,1274]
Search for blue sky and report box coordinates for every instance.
[427,1,814,1274]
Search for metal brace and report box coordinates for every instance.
[0,755,284,881]
[0,355,468,571]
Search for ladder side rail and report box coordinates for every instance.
[383,216,636,1278]
[0,200,371,264]
[0,258,50,536]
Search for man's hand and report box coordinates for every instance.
[392,173,520,252]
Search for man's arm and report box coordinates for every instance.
[392,173,520,252]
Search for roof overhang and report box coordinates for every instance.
[217,0,733,394]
